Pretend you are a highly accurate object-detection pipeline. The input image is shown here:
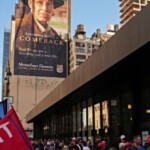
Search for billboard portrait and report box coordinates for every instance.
[14,0,69,77]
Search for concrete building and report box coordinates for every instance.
[1,29,11,100]
[2,30,10,75]
[119,0,150,25]
[69,24,117,73]
[26,3,150,147]
[69,24,100,73]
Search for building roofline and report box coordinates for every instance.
[26,3,150,122]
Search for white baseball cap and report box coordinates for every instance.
[120,135,126,140]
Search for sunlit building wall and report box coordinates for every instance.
[69,24,117,73]
[119,0,150,25]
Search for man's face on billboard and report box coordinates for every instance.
[28,0,54,26]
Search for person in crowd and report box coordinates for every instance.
[71,145,81,150]
[35,139,44,150]
[87,138,92,150]
[97,140,106,150]
[95,137,102,150]
[119,135,126,150]
[144,135,150,150]
[109,147,119,150]
[81,140,90,150]
[43,140,50,150]
[70,138,82,150]
[62,144,69,150]
[130,135,145,150]
[119,135,132,150]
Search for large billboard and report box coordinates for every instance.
[14,0,69,77]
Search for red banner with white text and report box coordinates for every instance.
[0,107,34,150]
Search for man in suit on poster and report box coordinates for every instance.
[15,0,67,77]
[16,0,65,39]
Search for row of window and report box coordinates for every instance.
[75,42,100,49]
[34,71,150,143]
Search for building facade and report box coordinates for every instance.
[1,30,11,100]
[69,24,116,73]
[26,3,150,147]
[8,0,70,138]
[2,30,10,75]
[119,0,150,25]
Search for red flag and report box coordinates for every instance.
[0,107,34,150]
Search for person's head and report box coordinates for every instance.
[120,135,126,142]
[81,140,87,147]
[147,135,150,144]
[62,145,69,150]
[124,142,132,149]
[98,141,106,150]
[71,145,80,150]
[28,0,54,26]
[109,147,119,150]
[133,135,142,146]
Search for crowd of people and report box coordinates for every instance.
[31,134,150,150]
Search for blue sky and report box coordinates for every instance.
[71,0,120,36]
[0,0,120,100]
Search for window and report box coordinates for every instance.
[87,43,92,48]
[73,106,76,136]
[76,61,83,66]
[120,83,133,136]
[76,48,85,53]
[82,101,87,141]
[102,101,109,133]
[94,103,100,135]
[77,103,81,137]
[75,42,80,47]
[76,55,86,60]
[88,98,93,145]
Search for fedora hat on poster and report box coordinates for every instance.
[21,0,64,9]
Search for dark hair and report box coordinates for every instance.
[71,145,80,150]
[82,141,87,146]
[133,135,140,140]
[109,147,118,150]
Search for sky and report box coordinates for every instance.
[0,0,120,100]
